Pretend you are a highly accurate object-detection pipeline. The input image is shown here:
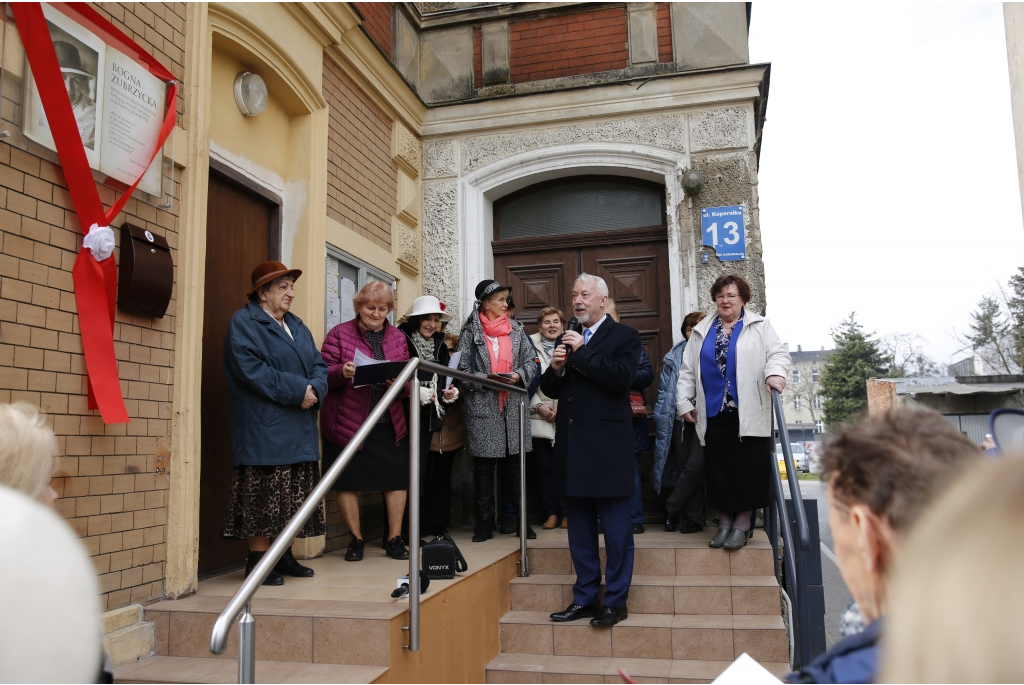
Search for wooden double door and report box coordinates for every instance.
[493,226,673,390]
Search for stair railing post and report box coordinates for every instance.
[238,602,255,684]
[406,367,421,651]
[519,393,529,577]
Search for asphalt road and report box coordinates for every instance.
[796,479,851,649]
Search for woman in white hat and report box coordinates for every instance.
[399,295,459,536]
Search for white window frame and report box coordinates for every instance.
[795,395,802,411]
[792,368,800,385]
[325,245,397,332]
[813,394,823,410]
[815,420,825,434]
[811,368,819,383]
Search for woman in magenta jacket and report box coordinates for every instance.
[321,281,411,562]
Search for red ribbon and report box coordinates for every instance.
[13,3,178,424]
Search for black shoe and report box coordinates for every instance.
[516,523,537,540]
[345,538,364,561]
[597,523,605,535]
[385,536,410,560]
[709,528,730,548]
[274,548,314,577]
[632,523,645,534]
[245,551,284,585]
[472,522,494,542]
[664,512,678,532]
[590,605,628,627]
[499,516,516,535]
[679,519,705,534]
[550,603,599,622]
[722,528,748,550]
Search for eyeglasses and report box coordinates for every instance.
[715,293,740,302]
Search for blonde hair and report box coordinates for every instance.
[881,456,1024,683]
[606,298,619,322]
[0,403,57,500]
[352,281,396,312]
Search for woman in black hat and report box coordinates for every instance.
[458,280,537,542]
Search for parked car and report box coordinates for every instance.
[777,442,808,473]
[807,442,824,474]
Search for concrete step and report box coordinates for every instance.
[113,655,387,684]
[485,652,791,684]
[498,610,788,664]
[510,574,781,615]
[526,530,774,577]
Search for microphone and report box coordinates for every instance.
[556,317,581,357]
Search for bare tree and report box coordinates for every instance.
[880,332,941,378]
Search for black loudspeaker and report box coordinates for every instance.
[117,222,173,318]
[421,534,468,579]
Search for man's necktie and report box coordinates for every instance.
[583,329,592,345]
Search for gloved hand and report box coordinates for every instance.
[419,386,435,406]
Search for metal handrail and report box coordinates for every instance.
[768,387,812,667]
[771,388,810,551]
[209,357,531,682]
[416,359,531,575]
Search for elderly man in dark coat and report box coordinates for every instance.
[540,273,641,627]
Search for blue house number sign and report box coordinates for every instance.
[701,205,746,261]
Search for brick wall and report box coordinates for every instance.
[324,55,397,251]
[0,3,185,611]
[473,26,483,89]
[354,2,393,59]
[509,7,628,83]
[866,379,900,415]
[657,3,673,64]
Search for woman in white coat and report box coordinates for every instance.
[530,306,564,529]
[676,275,790,550]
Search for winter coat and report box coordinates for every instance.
[320,319,410,448]
[652,340,685,493]
[529,332,558,444]
[676,309,791,444]
[457,307,536,458]
[223,303,329,467]
[631,346,654,454]
[540,317,641,498]
[398,322,452,434]
[787,618,881,684]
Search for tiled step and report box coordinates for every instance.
[485,653,791,684]
[142,595,401,667]
[510,574,780,615]
[114,655,387,684]
[527,531,774,577]
[499,610,788,664]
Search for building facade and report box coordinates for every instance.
[0,1,771,615]
[781,345,831,442]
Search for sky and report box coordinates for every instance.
[748,3,1024,366]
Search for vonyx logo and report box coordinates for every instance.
[428,565,449,571]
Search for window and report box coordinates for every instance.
[811,368,819,383]
[495,176,666,240]
[813,394,823,410]
[794,396,802,410]
[815,420,825,434]
[792,369,800,385]
[325,245,396,332]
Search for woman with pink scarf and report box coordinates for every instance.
[458,279,537,542]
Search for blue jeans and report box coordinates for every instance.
[629,451,645,524]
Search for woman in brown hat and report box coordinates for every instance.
[221,261,329,585]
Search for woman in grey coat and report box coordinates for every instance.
[458,279,537,542]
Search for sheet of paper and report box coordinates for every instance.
[354,348,382,367]
[445,351,461,389]
[710,653,781,685]
[340,277,356,323]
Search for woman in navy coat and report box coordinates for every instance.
[221,261,329,586]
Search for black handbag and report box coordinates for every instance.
[421,532,468,579]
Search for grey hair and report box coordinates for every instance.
[574,272,609,297]
[0,403,56,501]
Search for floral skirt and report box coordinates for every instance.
[221,461,326,540]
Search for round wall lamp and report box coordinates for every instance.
[681,169,704,196]
[233,72,268,117]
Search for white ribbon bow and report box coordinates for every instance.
[82,223,116,261]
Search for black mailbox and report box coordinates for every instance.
[117,222,173,318]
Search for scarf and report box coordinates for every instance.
[480,311,513,410]
[412,332,444,419]
[539,335,556,359]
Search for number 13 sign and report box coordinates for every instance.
[701,205,746,261]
